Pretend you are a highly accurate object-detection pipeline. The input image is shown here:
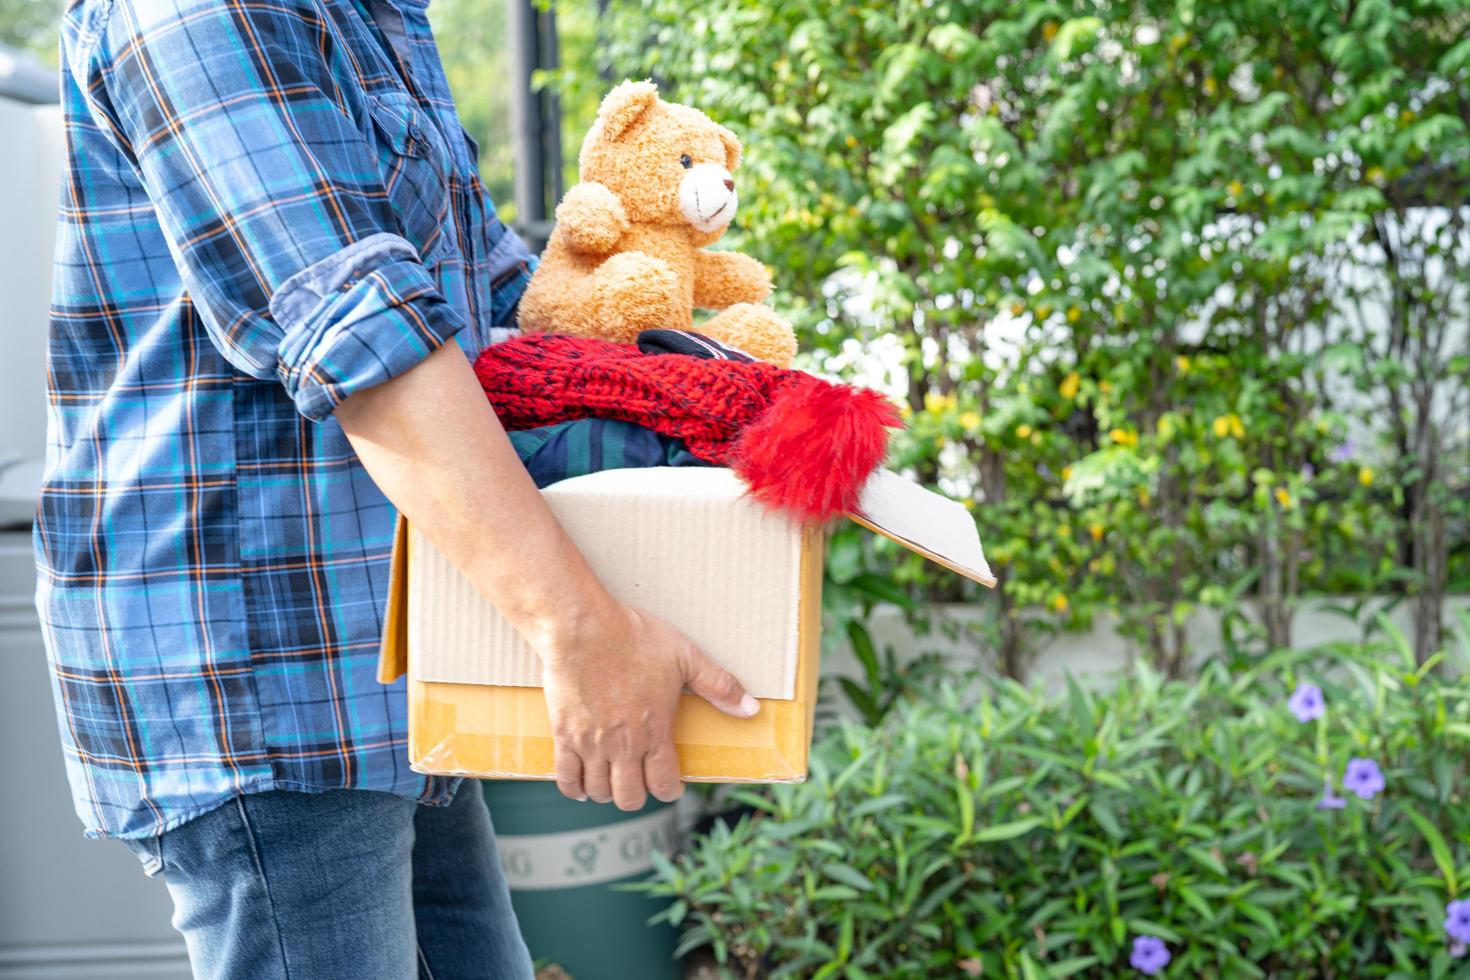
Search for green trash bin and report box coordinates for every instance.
[484,781,681,979]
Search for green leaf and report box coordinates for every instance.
[972,818,1042,843]
[822,862,875,892]
[1402,804,1458,895]
[1046,956,1101,978]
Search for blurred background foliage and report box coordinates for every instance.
[549,0,1470,681]
[7,0,1467,683]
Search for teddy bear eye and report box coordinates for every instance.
[679,154,693,169]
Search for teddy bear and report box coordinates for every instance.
[516,80,798,367]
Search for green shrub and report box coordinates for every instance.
[565,0,1470,676]
[644,622,1470,977]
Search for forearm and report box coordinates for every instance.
[335,341,615,658]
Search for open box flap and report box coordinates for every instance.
[848,468,997,588]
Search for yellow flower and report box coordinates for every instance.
[1213,413,1243,439]
[1089,522,1104,542]
[1228,180,1244,197]
[1175,355,1191,373]
[1015,424,1033,440]
[1050,593,1069,614]
[1157,416,1174,439]
[1109,428,1137,447]
[845,134,858,148]
[1366,166,1386,185]
[1010,301,1026,317]
[1274,487,1292,509]
[1042,20,1058,41]
[1066,306,1081,324]
[1359,466,1375,487]
[1203,76,1218,97]
[1035,304,1053,322]
[959,411,981,430]
[924,392,945,413]
[1059,372,1080,400]
[1061,466,1073,481]
[963,498,975,511]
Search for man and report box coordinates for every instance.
[38,0,759,976]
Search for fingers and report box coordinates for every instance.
[644,742,684,804]
[582,758,613,805]
[610,757,648,812]
[682,646,760,719]
[553,744,586,802]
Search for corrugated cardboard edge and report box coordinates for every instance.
[377,514,410,684]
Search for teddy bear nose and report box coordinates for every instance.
[723,178,735,191]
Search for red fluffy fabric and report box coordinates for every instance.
[473,334,901,522]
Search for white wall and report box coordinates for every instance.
[0,98,58,519]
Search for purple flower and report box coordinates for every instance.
[1129,935,1171,975]
[1446,900,1470,944]
[1316,782,1347,810]
[1288,683,1325,723]
[1342,758,1385,800]
[1328,438,1356,463]
[1300,462,1315,480]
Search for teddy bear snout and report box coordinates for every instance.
[679,163,738,235]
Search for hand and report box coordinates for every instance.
[539,602,759,810]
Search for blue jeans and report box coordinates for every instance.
[124,786,534,980]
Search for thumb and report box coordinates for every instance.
[682,646,760,719]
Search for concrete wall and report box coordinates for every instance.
[837,595,1470,695]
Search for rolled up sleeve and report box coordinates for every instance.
[270,233,465,419]
[89,0,464,419]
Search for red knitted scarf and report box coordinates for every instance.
[473,334,901,522]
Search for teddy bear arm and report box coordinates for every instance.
[693,250,773,309]
[553,182,629,255]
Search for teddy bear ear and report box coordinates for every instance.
[597,80,660,141]
[718,126,743,171]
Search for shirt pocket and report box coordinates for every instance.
[366,91,454,267]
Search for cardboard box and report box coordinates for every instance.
[378,466,993,783]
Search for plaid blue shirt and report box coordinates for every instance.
[38,0,536,838]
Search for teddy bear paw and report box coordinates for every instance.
[702,303,798,367]
[592,252,682,340]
